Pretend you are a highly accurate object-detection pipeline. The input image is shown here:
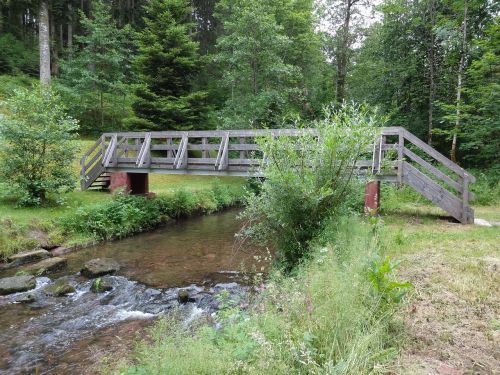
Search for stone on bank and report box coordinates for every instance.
[0,275,36,295]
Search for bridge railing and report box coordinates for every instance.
[81,127,475,222]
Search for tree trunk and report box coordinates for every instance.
[427,0,436,145]
[335,0,353,104]
[39,0,51,85]
[50,19,59,75]
[450,0,467,162]
[67,2,73,49]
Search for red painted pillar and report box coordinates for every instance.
[110,173,149,195]
[110,172,131,193]
[364,180,380,215]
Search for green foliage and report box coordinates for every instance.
[0,74,35,100]
[214,0,327,129]
[60,184,243,241]
[214,0,299,129]
[461,17,500,168]
[0,33,38,75]
[0,219,38,261]
[469,167,500,206]
[240,104,379,270]
[367,256,413,304]
[349,0,496,166]
[57,0,134,133]
[118,218,408,374]
[0,85,79,206]
[131,0,210,131]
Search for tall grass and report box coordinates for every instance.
[117,217,408,375]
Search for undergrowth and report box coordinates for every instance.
[115,217,411,375]
[60,181,244,241]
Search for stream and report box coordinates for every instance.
[0,209,270,374]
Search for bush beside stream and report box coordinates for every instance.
[60,182,245,242]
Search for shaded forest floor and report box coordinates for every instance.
[382,205,499,374]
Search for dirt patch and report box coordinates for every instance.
[397,251,500,375]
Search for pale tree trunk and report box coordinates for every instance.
[450,0,467,162]
[50,19,59,75]
[427,0,436,145]
[39,0,51,85]
[68,3,73,49]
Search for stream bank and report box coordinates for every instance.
[0,209,270,374]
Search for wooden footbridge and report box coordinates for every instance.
[81,127,475,223]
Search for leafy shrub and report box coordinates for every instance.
[240,103,379,270]
[60,194,168,240]
[0,85,79,206]
[469,167,500,206]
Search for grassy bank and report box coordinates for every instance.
[381,205,499,374]
[0,136,246,260]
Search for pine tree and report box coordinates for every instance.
[58,0,132,132]
[132,0,209,131]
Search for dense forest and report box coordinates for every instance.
[0,0,498,168]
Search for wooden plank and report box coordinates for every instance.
[84,149,103,171]
[402,129,476,182]
[214,133,228,169]
[218,135,229,171]
[136,133,151,167]
[403,147,462,193]
[398,129,404,183]
[174,135,188,169]
[202,137,208,158]
[402,162,463,221]
[102,134,117,167]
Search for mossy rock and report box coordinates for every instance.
[90,277,113,293]
[43,279,75,296]
[81,258,120,278]
[24,257,67,276]
[16,293,36,303]
[0,275,36,295]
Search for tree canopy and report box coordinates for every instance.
[0,0,497,167]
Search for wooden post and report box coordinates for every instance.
[202,137,208,158]
[398,129,404,184]
[462,174,469,223]
[239,137,245,159]
[167,138,173,158]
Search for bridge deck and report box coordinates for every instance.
[81,127,475,223]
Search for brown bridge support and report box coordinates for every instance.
[110,172,149,195]
[364,180,380,216]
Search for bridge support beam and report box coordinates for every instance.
[364,180,380,216]
[110,172,149,195]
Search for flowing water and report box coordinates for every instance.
[0,209,270,374]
